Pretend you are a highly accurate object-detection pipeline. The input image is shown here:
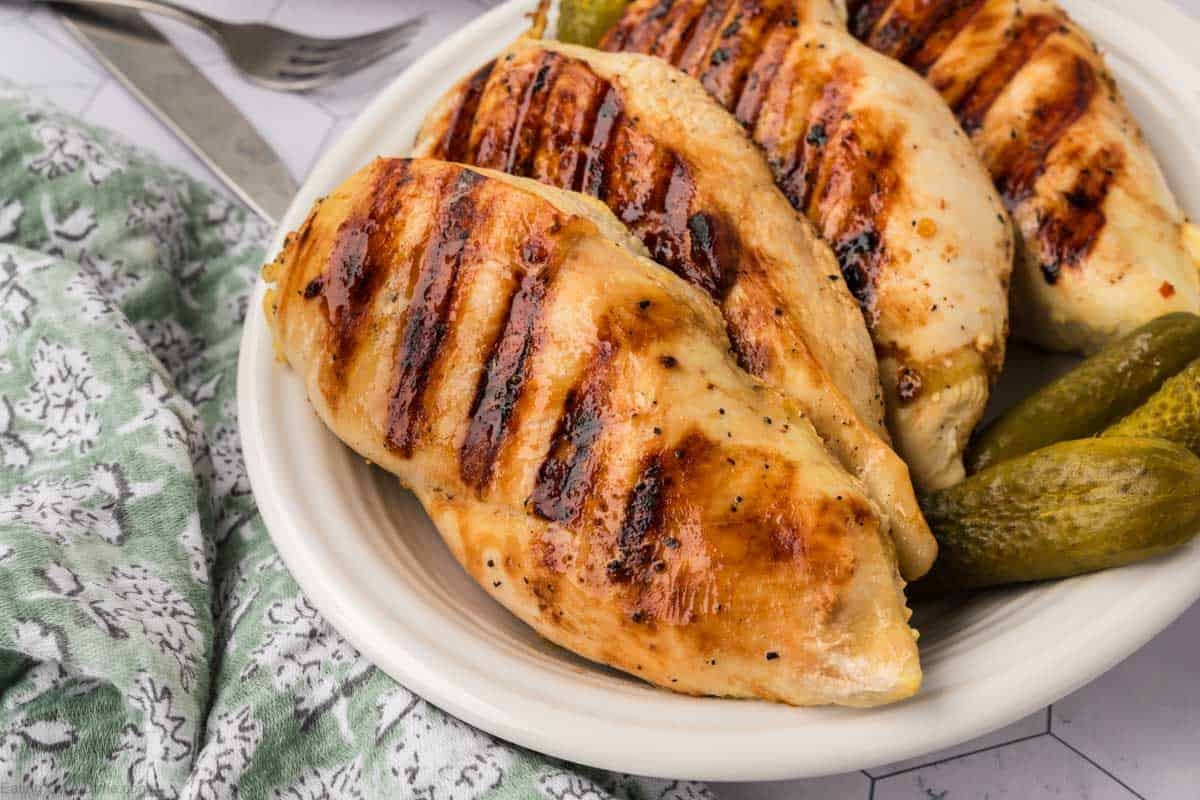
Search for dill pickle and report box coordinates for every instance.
[967,312,1200,473]
[1103,359,1200,455]
[920,437,1200,592]
[556,0,630,45]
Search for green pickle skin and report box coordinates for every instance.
[920,438,1200,592]
[967,312,1200,474]
[556,0,632,46]
[1104,358,1200,455]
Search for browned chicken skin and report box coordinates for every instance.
[414,38,937,577]
[603,0,1013,491]
[263,158,921,706]
[842,0,1200,352]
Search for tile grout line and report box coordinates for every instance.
[1045,704,1053,733]
[309,94,349,124]
[77,78,109,119]
[862,768,877,800]
[868,731,1051,781]
[1049,732,1148,800]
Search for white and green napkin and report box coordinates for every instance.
[0,85,715,800]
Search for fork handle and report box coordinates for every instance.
[42,0,222,33]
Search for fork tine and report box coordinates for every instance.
[255,63,340,91]
[359,18,423,55]
[233,15,427,91]
[292,16,426,56]
[305,17,424,79]
[295,41,344,54]
[272,69,328,84]
[265,23,420,91]
[286,54,333,67]
[321,29,422,82]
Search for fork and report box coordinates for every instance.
[43,0,425,91]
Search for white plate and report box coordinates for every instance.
[238,0,1200,782]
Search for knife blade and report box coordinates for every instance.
[55,5,298,224]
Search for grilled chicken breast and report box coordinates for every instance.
[841,0,1200,353]
[263,158,921,706]
[414,38,936,577]
[603,0,1013,491]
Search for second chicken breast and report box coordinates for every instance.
[603,0,1014,491]
[415,36,937,577]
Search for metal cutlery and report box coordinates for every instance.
[45,0,424,91]
[57,5,298,222]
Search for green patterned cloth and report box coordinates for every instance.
[0,88,715,800]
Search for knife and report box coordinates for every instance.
[55,4,298,224]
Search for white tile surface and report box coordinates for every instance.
[23,6,107,67]
[1052,603,1200,799]
[3,2,1200,799]
[0,1,29,27]
[718,770,871,800]
[873,738,1135,800]
[0,16,101,114]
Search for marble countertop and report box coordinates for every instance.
[4,1,1197,798]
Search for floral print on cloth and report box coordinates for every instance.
[0,86,716,800]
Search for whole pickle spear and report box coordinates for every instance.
[556,0,631,46]
[1104,359,1200,455]
[967,313,1200,473]
[921,438,1200,592]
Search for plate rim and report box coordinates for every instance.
[237,0,1200,781]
